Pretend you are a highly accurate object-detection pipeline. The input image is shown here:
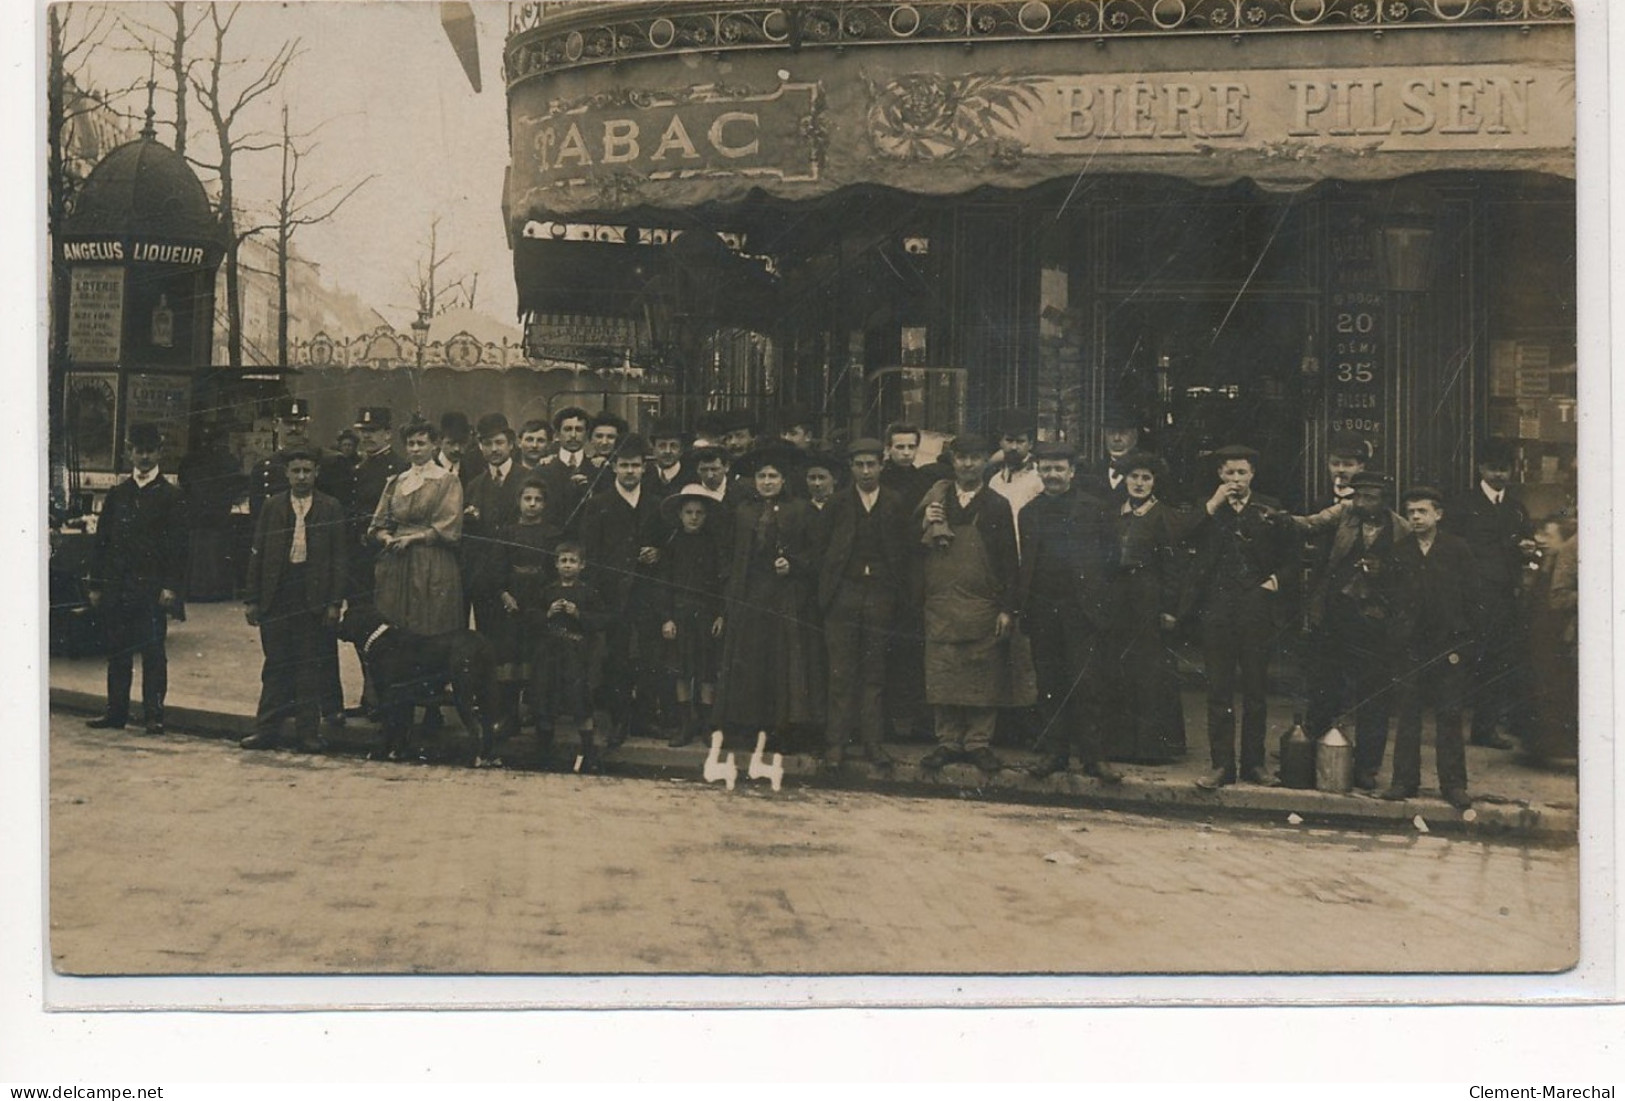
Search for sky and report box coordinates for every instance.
[57,0,518,329]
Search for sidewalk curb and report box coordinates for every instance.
[50,688,1577,844]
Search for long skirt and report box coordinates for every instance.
[375,543,465,636]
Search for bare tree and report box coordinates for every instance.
[47,4,139,238]
[407,217,481,321]
[248,105,374,365]
[188,3,301,368]
[112,1,195,157]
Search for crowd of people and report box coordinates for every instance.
[78,401,1578,804]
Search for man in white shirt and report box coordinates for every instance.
[987,410,1043,527]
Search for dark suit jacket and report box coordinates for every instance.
[579,485,666,609]
[1016,487,1115,629]
[245,490,348,612]
[88,474,189,602]
[1444,486,1532,606]
[1391,530,1479,656]
[817,485,911,613]
[1179,492,1294,620]
[645,460,691,500]
[1303,507,1408,629]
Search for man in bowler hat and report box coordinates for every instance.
[85,423,188,735]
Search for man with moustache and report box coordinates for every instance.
[1018,441,1123,784]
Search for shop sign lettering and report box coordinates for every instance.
[516,83,819,188]
[859,64,1568,160]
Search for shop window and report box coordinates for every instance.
[1483,198,1576,507]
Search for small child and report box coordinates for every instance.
[486,475,561,747]
[656,487,727,748]
[534,541,610,771]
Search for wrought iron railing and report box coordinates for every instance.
[506,0,1575,86]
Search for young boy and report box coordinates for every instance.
[656,487,726,747]
[1385,486,1479,809]
[534,542,610,771]
[486,475,561,747]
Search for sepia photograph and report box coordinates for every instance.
[38,0,1598,997]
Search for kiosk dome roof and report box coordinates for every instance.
[64,133,216,242]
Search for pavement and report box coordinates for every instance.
[46,601,1581,842]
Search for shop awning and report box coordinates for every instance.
[505,21,1574,226]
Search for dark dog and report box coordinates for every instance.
[338,607,499,763]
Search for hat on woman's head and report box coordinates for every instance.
[1111,448,1168,481]
[731,442,800,480]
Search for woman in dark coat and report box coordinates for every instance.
[711,448,825,749]
[1103,450,1195,763]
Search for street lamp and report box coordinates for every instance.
[409,308,431,417]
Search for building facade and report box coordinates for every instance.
[502,0,1575,509]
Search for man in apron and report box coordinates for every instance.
[916,434,1036,775]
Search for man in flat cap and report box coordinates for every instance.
[1185,444,1295,789]
[817,438,911,771]
[1290,468,1407,789]
[1019,440,1122,783]
[916,434,1035,774]
[84,423,188,735]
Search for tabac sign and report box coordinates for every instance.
[511,82,821,198]
[508,50,1572,217]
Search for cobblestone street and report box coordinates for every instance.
[48,715,1577,977]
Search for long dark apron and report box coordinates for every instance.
[922,513,1036,708]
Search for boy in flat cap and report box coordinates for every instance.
[1385,485,1479,808]
[240,446,348,752]
[987,409,1043,527]
[85,423,188,734]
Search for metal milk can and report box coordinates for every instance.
[1315,724,1353,794]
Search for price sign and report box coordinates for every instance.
[1325,213,1388,453]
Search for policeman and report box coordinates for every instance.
[345,407,407,713]
[250,397,316,516]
